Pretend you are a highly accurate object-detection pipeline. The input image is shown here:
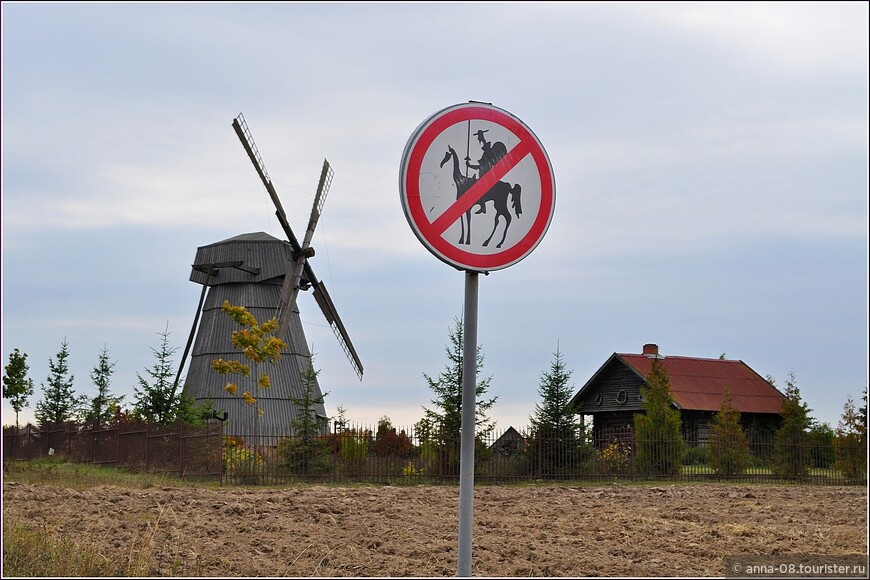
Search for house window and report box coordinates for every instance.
[594,393,603,406]
[616,390,627,404]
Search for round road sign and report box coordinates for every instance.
[399,102,555,272]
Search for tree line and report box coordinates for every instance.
[4,307,867,483]
[619,358,867,480]
[2,324,213,431]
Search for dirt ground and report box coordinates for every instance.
[2,481,866,577]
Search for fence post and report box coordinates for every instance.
[332,421,339,485]
[629,431,649,481]
[218,423,224,486]
[591,434,597,481]
[798,440,804,483]
[145,422,150,472]
[180,421,186,479]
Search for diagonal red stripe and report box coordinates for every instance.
[430,139,533,236]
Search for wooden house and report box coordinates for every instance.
[569,344,786,445]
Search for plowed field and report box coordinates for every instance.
[2,482,866,577]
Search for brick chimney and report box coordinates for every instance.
[642,343,659,357]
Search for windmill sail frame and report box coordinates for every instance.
[230,113,363,380]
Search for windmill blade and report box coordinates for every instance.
[232,113,363,380]
[232,113,303,326]
[232,113,291,226]
[312,280,364,380]
[297,160,365,380]
[277,159,333,337]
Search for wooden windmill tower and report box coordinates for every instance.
[179,113,363,439]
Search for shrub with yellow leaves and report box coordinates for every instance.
[210,301,288,418]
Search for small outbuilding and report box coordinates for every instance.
[489,426,527,456]
[569,343,786,445]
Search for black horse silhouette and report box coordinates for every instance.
[440,145,522,248]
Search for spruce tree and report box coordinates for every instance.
[708,387,749,476]
[279,358,330,474]
[860,386,868,440]
[834,394,866,481]
[132,325,180,424]
[772,370,811,478]
[3,348,35,429]
[418,317,497,474]
[173,393,216,426]
[420,318,497,439]
[528,345,585,476]
[35,339,83,427]
[83,345,124,427]
[633,358,684,476]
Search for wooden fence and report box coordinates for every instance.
[2,421,222,481]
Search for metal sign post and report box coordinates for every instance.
[457,270,478,577]
[399,101,555,577]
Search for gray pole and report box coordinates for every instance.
[457,270,479,577]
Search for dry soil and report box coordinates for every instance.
[2,482,866,577]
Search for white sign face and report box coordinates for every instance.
[399,102,556,272]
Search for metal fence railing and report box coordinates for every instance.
[3,422,865,486]
[219,423,866,486]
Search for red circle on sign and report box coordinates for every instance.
[400,103,555,272]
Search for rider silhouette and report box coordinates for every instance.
[466,129,508,215]
[466,129,507,177]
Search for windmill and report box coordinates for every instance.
[178,113,363,439]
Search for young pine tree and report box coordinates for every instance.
[3,348,35,429]
[528,345,585,476]
[708,387,749,476]
[83,345,124,427]
[633,358,685,476]
[418,317,497,474]
[834,393,867,481]
[35,339,84,427]
[173,393,216,426]
[278,358,331,474]
[132,325,180,424]
[860,386,868,437]
[773,370,812,478]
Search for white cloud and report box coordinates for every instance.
[646,2,869,73]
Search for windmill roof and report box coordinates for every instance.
[616,353,786,413]
[206,231,284,246]
[189,232,297,286]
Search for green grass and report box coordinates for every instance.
[677,463,858,479]
[3,456,219,490]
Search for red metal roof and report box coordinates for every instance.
[618,354,786,414]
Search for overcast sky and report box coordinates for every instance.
[2,2,867,433]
